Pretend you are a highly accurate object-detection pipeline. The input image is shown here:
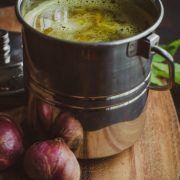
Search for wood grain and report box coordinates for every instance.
[75,110,146,159]
[79,91,180,180]
[0,7,21,32]
[1,91,179,180]
[0,6,179,180]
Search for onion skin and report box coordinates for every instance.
[0,114,24,170]
[27,96,47,140]
[38,101,53,132]
[52,112,83,151]
[24,139,80,180]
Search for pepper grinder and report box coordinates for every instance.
[0,29,24,109]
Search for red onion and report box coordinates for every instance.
[0,114,24,170]
[38,101,53,132]
[28,100,54,140]
[52,112,83,151]
[24,139,80,180]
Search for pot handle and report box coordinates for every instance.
[148,45,175,90]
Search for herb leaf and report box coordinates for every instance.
[151,39,180,86]
[150,70,164,86]
[164,39,180,56]
[174,63,180,84]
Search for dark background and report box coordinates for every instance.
[156,0,180,119]
[0,0,180,118]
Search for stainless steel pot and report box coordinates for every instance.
[16,0,174,159]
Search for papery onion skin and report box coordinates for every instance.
[0,114,24,170]
[51,112,83,151]
[24,139,80,180]
[38,101,53,132]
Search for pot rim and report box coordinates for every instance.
[16,0,164,46]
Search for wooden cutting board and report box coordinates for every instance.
[79,90,180,180]
[0,7,180,180]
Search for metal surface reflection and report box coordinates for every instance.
[26,87,146,158]
[75,110,145,159]
[16,0,174,159]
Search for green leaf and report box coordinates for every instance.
[174,63,180,84]
[166,39,180,56]
[152,39,180,63]
[152,54,165,63]
[151,62,180,85]
[150,71,163,86]
[152,62,169,78]
[151,39,180,85]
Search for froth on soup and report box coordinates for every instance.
[22,0,154,42]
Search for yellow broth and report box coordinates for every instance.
[23,0,154,42]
